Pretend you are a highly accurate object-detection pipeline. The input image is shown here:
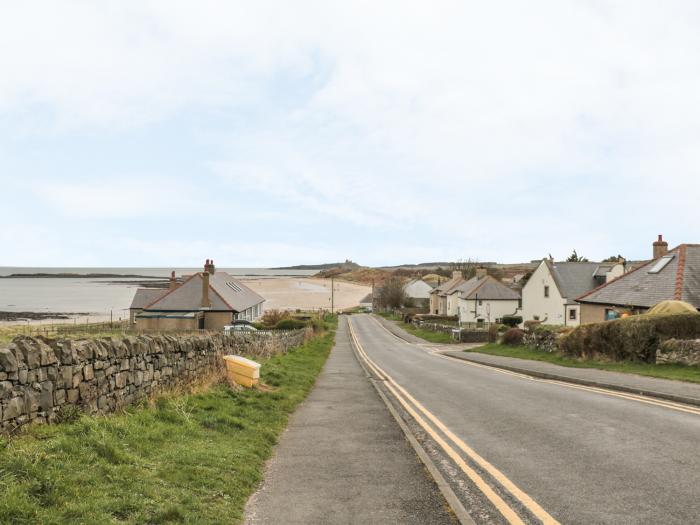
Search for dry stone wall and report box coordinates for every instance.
[0,329,309,432]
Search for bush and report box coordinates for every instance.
[523,326,560,352]
[501,316,523,328]
[488,324,499,343]
[523,320,542,332]
[274,319,308,330]
[560,313,700,363]
[501,328,525,346]
[261,309,291,327]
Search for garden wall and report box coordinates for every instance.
[0,329,309,432]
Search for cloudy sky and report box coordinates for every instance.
[2,1,699,267]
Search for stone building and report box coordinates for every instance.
[129,260,265,331]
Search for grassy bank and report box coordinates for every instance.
[0,324,336,524]
[469,343,700,384]
[377,312,457,344]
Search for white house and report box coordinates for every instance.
[453,273,521,324]
[402,279,433,307]
[521,259,626,326]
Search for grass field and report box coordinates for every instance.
[0,324,336,524]
[469,343,700,384]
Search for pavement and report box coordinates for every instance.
[348,314,700,525]
[445,350,700,407]
[244,317,456,525]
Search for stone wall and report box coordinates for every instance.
[0,329,310,432]
[656,338,700,366]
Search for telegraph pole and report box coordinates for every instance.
[331,277,335,314]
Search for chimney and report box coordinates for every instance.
[653,235,668,259]
[169,270,178,291]
[201,272,211,308]
[203,258,216,274]
[475,267,487,279]
[452,270,462,280]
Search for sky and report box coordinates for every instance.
[2,1,700,267]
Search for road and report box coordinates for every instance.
[347,314,700,525]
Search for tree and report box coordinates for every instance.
[377,277,408,310]
[566,250,589,262]
[602,254,625,262]
[449,258,478,279]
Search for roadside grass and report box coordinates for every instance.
[377,313,457,344]
[469,343,700,384]
[0,326,336,524]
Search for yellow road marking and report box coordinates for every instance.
[348,317,560,525]
[370,315,700,417]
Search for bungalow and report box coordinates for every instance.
[576,236,700,323]
[402,278,433,307]
[454,272,521,324]
[428,271,466,316]
[521,259,626,326]
[129,259,265,331]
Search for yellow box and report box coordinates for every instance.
[223,355,261,388]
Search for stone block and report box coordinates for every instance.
[25,389,40,413]
[54,389,66,405]
[119,358,130,371]
[40,382,54,411]
[39,342,58,366]
[115,372,127,389]
[0,348,18,372]
[66,389,80,403]
[72,372,83,389]
[83,364,94,381]
[3,397,23,420]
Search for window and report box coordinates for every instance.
[544,285,550,298]
[478,299,483,306]
[648,255,674,274]
[569,309,577,320]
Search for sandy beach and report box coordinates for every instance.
[242,277,370,312]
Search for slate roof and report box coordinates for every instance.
[577,245,700,309]
[453,276,521,300]
[143,272,265,312]
[431,275,466,296]
[545,261,601,302]
[130,288,168,310]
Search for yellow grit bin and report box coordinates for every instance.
[223,355,261,388]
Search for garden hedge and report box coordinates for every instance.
[559,313,700,363]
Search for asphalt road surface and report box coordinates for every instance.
[348,314,700,525]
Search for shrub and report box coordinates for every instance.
[275,319,308,330]
[523,320,542,332]
[523,326,560,352]
[501,328,525,346]
[261,309,290,327]
[501,316,523,328]
[560,313,700,363]
[488,324,499,343]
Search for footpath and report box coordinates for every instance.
[375,315,700,407]
[244,317,455,525]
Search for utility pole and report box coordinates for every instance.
[331,277,335,314]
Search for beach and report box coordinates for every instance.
[242,277,370,312]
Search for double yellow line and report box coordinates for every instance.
[347,317,560,525]
[373,317,700,417]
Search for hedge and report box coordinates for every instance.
[275,319,308,330]
[559,313,700,363]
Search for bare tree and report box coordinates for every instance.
[449,258,478,279]
[377,277,408,309]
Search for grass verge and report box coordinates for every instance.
[468,343,700,384]
[0,327,336,524]
[377,313,457,344]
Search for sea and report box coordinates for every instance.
[0,267,316,316]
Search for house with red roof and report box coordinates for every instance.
[576,236,700,323]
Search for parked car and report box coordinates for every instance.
[223,324,257,333]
